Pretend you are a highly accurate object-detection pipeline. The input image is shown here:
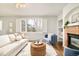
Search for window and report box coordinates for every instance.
[21,20,25,32]
[0,20,2,31]
[27,18,42,32]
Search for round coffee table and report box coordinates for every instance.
[31,42,46,56]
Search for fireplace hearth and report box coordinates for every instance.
[68,33,79,50]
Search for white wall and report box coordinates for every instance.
[47,16,57,34]
[0,16,16,35]
[63,4,79,24]
[63,4,79,18]
[16,18,21,32]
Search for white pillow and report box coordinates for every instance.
[8,34,16,42]
[16,34,22,41]
[19,32,26,39]
[14,33,18,37]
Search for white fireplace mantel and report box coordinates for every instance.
[67,22,79,27]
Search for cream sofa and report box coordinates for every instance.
[0,32,45,56]
[0,34,28,56]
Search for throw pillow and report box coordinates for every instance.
[16,34,22,41]
[8,34,16,42]
[19,32,26,39]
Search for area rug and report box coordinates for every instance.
[17,42,57,56]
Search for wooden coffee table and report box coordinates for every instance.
[31,42,46,56]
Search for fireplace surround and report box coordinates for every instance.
[64,25,79,56]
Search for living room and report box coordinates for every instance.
[0,3,65,56]
[0,3,79,56]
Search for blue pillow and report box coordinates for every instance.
[45,34,48,38]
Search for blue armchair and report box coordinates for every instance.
[49,34,57,45]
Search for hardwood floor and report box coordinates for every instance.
[53,41,64,56]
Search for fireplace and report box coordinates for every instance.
[68,33,79,50]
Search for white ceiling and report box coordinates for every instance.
[0,3,67,16]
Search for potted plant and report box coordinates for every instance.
[64,21,70,28]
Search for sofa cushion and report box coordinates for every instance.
[0,35,11,48]
[0,39,28,56]
[16,34,22,41]
[8,34,16,42]
[19,32,26,39]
